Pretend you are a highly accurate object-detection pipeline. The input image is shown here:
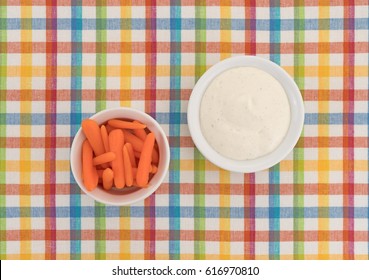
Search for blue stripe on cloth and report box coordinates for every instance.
[4,18,369,31]
[304,113,368,125]
[169,3,181,259]
[4,207,369,219]
[5,113,368,125]
[3,113,99,126]
[269,0,281,260]
[70,2,83,260]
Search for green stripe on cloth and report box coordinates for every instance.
[194,2,206,260]
[95,0,107,260]
[0,3,6,259]
[96,1,107,112]
[293,3,305,260]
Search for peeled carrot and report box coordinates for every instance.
[132,167,137,178]
[97,169,104,178]
[125,143,136,168]
[133,120,147,141]
[81,119,105,156]
[108,119,146,130]
[124,129,159,164]
[93,152,116,166]
[123,130,144,152]
[152,147,159,164]
[150,165,158,174]
[100,125,110,152]
[109,129,125,188]
[105,124,114,134]
[136,132,155,187]
[102,168,114,190]
[123,146,133,187]
[134,151,141,159]
[82,140,99,191]
[134,180,148,188]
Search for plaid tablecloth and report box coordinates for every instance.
[1,1,368,260]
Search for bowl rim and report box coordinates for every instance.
[187,55,305,173]
[70,107,170,206]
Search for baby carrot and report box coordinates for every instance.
[132,144,158,165]
[105,124,114,134]
[150,165,158,174]
[108,119,146,130]
[125,143,136,168]
[152,147,159,164]
[123,146,133,187]
[109,129,125,189]
[123,130,144,152]
[82,140,99,191]
[100,125,110,152]
[132,120,147,141]
[81,119,105,156]
[123,129,159,166]
[92,151,116,166]
[102,168,114,190]
[136,132,155,187]
[97,169,104,178]
[132,167,137,178]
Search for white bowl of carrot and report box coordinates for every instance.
[70,107,170,206]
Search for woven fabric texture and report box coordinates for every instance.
[0,1,368,259]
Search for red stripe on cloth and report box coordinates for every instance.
[144,1,157,260]
[243,1,256,260]
[342,1,355,260]
[44,1,58,260]
[4,229,369,243]
[145,3,157,115]
[4,42,369,55]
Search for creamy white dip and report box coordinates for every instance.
[200,67,290,160]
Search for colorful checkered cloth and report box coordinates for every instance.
[1,1,368,260]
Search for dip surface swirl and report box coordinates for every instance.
[200,66,291,160]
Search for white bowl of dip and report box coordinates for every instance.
[187,55,304,173]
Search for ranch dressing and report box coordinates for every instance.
[200,67,290,160]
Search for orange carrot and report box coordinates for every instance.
[152,147,159,164]
[136,132,155,187]
[132,167,137,178]
[150,165,158,174]
[100,125,110,152]
[105,124,114,134]
[82,140,98,191]
[93,152,116,166]
[130,141,159,165]
[81,119,105,156]
[109,129,125,188]
[123,130,144,152]
[123,146,133,187]
[125,143,136,168]
[123,129,159,166]
[108,119,146,130]
[102,168,114,190]
[97,169,104,178]
[134,181,148,188]
[133,120,147,141]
